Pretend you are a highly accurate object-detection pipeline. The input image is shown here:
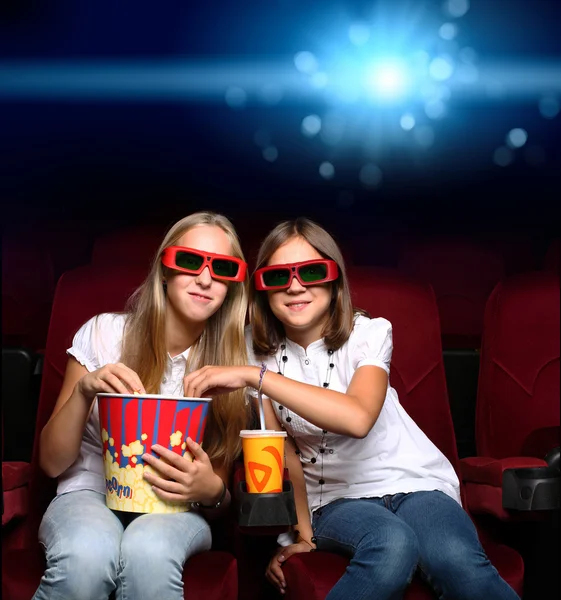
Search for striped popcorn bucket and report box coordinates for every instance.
[97,393,211,513]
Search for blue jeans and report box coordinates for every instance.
[311,490,520,600]
[33,490,212,600]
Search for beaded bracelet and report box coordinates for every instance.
[193,480,227,509]
[258,362,268,396]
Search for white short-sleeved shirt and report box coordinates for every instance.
[57,312,191,496]
[246,315,461,517]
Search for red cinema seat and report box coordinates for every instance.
[397,236,506,349]
[1,263,237,600]
[461,271,560,520]
[2,235,55,352]
[274,267,524,600]
[91,225,166,268]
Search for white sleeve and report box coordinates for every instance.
[66,313,124,372]
[351,317,393,374]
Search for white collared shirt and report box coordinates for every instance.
[57,312,191,496]
[246,315,461,517]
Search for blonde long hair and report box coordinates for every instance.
[120,212,250,470]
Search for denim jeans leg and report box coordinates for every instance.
[392,490,520,600]
[311,498,419,600]
[33,490,124,600]
[117,509,212,600]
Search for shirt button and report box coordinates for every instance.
[162,377,167,383]
[305,359,310,365]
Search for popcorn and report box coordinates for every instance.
[101,429,191,514]
[169,430,183,447]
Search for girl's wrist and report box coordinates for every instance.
[248,365,262,389]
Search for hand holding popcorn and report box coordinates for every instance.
[77,362,145,402]
[142,437,224,506]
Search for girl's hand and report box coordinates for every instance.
[266,541,315,594]
[183,365,257,398]
[142,437,224,505]
[76,362,145,402]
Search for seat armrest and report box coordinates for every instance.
[460,456,560,519]
[460,456,547,487]
[2,462,31,526]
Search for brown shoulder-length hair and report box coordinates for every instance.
[251,217,361,356]
[119,211,250,470]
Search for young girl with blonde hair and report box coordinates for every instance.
[34,211,250,600]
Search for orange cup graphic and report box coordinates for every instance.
[240,430,287,493]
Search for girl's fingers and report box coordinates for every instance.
[142,452,188,479]
[113,364,145,394]
[143,472,184,495]
[269,559,286,589]
[265,567,283,592]
[101,372,131,395]
[150,486,188,504]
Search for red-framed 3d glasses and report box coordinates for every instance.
[161,246,247,282]
[254,259,339,290]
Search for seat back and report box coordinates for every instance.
[2,235,55,350]
[19,263,149,544]
[397,236,505,348]
[91,225,166,268]
[476,271,560,459]
[347,267,462,480]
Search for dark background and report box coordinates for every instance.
[0,0,559,239]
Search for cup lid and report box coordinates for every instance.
[239,429,287,438]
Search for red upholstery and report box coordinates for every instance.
[397,237,505,349]
[1,263,237,599]
[91,225,166,268]
[461,272,560,519]
[274,267,524,599]
[474,272,559,460]
[1,462,31,526]
[1,236,55,351]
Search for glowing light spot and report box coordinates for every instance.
[400,113,416,130]
[493,146,514,167]
[539,95,560,119]
[294,51,318,74]
[429,56,454,81]
[506,128,528,149]
[365,60,409,98]
[225,86,247,109]
[319,161,335,179]
[262,146,278,162]
[439,23,458,40]
[359,164,383,188]
[311,72,328,88]
[349,22,370,46]
[301,114,322,137]
[425,99,447,119]
[444,0,470,18]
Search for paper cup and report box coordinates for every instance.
[240,430,287,493]
[97,393,211,513]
